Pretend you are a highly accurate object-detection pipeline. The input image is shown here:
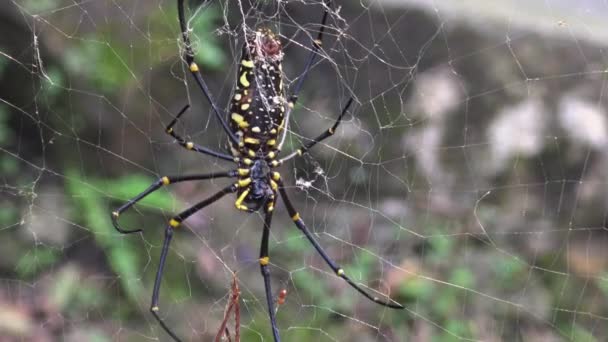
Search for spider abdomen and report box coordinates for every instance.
[229,29,285,157]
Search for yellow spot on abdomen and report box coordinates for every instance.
[241,59,254,68]
[231,113,249,128]
[291,213,300,221]
[161,176,170,185]
[239,72,250,87]
[169,219,180,228]
[244,137,260,144]
[189,63,199,72]
[241,103,250,111]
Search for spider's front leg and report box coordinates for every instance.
[165,104,235,162]
[276,98,352,165]
[111,171,237,234]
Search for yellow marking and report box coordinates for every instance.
[166,127,173,133]
[161,176,170,185]
[267,202,274,212]
[270,160,279,167]
[112,211,119,218]
[239,72,250,87]
[288,102,294,109]
[328,127,334,134]
[270,180,278,191]
[244,137,260,144]
[291,213,300,221]
[267,139,276,146]
[231,113,249,128]
[234,94,242,101]
[270,128,277,134]
[314,39,323,47]
[272,172,281,181]
[279,79,283,90]
[169,219,180,228]
[259,256,270,265]
[241,103,250,111]
[186,142,194,150]
[251,126,261,133]
[296,149,303,156]
[243,158,252,165]
[337,269,345,276]
[238,178,252,187]
[241,59,255,68]
[244,90,248,95]
[238,169,250,176]
[189,63,199,72]
[238,142,245,147]
[234,157,240,163]
[151,306,159,312]
[235,188,250,210]
[248,149,256,157]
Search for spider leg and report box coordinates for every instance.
[151,183,238,342]
[111,171,237,234]
[259,208,281,342]
[278,0,333,150]
[166,104,235,162]
[177,0,240,146]
[276,98,352,165]
[276,177,404,310]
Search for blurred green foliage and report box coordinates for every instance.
[65,171,177,302]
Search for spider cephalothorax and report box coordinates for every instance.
[110,2,403,342]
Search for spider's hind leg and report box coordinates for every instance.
[259,207,281,342]
[276,176,404,310]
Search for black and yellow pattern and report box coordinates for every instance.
[109,2,403,342]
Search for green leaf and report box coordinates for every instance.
[101,174,177,212]
[15,247,60,278]
[449,268,475,288]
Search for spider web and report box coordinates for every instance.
[2,0,608,340]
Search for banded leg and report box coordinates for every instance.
[177,0,239,146]
[276,98,352,165]
[276,177,404,309]
[258,209,281,341]
[166,104,235,162]
[278,0,333,150]
[151,184,238,342]
[111,171,237,234]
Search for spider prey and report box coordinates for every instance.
[110,1,404,341]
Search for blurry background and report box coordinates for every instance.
[2,0,608,341]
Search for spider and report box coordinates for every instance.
[110,1,403,341]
